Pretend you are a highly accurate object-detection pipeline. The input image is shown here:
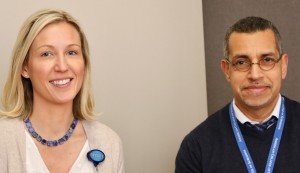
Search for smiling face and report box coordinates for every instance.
[221,29,288,117]
[22,22,85,106]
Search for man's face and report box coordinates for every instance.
[221,29,288,113]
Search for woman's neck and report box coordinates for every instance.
[29,101,75,138]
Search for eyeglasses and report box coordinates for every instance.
[224,54,282,72]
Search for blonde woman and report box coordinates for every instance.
[0,9,124,173]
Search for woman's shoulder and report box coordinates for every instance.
[82,120,122,143]
[0,117,23,139]
[82,120,125,172]
[0,117,23,128]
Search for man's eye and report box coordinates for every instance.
[234,59,248,65]
[263,57,275,62]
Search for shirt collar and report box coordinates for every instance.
[233,94,281,124]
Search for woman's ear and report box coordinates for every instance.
[21,65,29,78]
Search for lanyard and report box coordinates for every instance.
[229,97,286,173]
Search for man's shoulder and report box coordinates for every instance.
[282,96,300,120]
[283,96,300,107]
[185,103,231,140]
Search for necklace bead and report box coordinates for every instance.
[24,118,78,147]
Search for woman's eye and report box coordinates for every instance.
[41,52,52,57]
[67,50,78,55]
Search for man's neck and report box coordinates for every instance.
[234,95,280,123]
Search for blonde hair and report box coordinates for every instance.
[1,9,94,120]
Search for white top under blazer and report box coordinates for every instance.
[25,131,95,173]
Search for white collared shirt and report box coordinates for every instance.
[25,131,95,173]
[233,94,281,124]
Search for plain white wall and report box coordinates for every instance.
[0,0,207,172]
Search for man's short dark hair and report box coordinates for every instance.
[223,16,282,58]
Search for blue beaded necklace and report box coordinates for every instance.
[24,118,78,147]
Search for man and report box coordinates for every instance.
[175,16,300,173]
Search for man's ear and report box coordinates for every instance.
[281,53,288,80]
[221,58,230,82]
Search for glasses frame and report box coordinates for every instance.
[224,54,283,72]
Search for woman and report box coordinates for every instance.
[0,9,124,173]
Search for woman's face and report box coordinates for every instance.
[23,22,85,105]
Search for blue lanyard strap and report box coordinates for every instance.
[229,97,286,173]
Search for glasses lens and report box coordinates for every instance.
[259,57,276,70]
[228,54,282,72]
[232,58,250,71]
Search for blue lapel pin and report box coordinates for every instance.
[87,149,105,169]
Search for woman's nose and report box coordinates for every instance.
[54,55,68,72]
